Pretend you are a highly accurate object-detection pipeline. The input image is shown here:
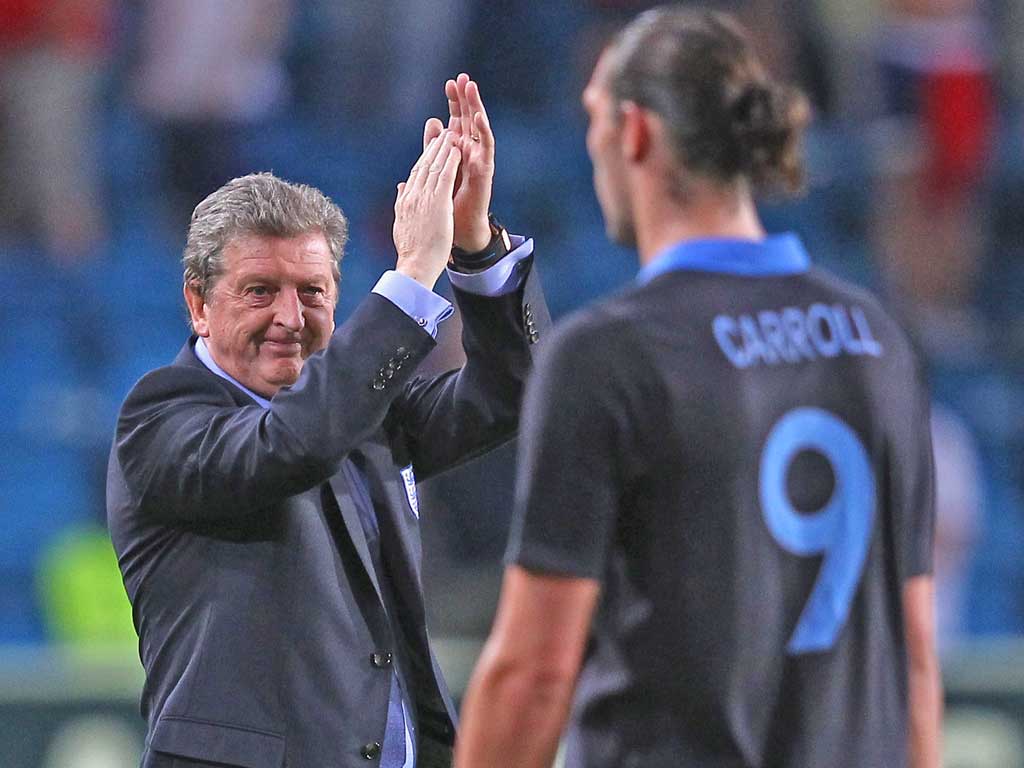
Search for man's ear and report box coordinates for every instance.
[183,281,211,337]
[619,101,652,163]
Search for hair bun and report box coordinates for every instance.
[728,82,808,194]
[729,83,784,162]
[609,7,810,196]
[730,84,776,136]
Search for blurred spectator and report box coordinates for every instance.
[869,132,989,362]
[1002,0,1024,108]
[292,0,471,130]
[0,0,113,260]
[815,0,884,119]
[877,0,996,199]
[131,0,293,226]
[931,403,983,650]
[41,716,141,768]
[869,0,996,361]
[37,525,136,649]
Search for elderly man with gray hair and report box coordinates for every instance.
[107,75,547,768]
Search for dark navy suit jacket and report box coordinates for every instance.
[106,266,549,768]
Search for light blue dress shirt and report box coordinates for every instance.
[193,239,532,767]
[371,235,534,337]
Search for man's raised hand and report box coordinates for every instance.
[393,129,462,289]
[445,73,495,253]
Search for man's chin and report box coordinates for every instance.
[257,361,304,394]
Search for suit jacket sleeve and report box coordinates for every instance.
[390,256,551,479]
[116,294,436,523]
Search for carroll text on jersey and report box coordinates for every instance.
[712,303,883,369]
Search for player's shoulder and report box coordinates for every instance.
[543,285,650,360]
[805,266,919,360]
[803,266,882,309]
[529,290,660,418]
[529,288,658,399]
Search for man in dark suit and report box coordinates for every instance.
[107,75,548,768]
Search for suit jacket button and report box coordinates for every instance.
[372,377,386,391]
[361,741,382,759]
[371,651,393,668]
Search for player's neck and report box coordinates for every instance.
[635,184,765,267]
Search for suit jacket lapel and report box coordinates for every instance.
[179,336,390,606]
[327,473,384,605]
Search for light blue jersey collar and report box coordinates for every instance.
[636,233,810,285]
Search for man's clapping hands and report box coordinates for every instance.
[393,73,497,288]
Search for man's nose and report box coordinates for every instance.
[273,289,305,331]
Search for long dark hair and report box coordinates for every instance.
[608,7,810,197]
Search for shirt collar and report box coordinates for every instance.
[194,337,273,409]
[636,233,811,285]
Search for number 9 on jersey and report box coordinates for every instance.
[758,407,876,655]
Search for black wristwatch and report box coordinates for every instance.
[450,213,511,272]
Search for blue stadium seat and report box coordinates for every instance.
[0,447,93,571]
[0,567,46,643]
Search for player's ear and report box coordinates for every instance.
[619,101,651,163]
[183,281,211,337]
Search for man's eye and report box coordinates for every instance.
[247,286,270,296]
[303,287,328,301]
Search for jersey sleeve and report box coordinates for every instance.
[891,350,937,579]
[505,312,638,580]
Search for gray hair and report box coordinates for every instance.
[183,172,349,302]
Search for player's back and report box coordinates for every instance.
[517,253,933,767]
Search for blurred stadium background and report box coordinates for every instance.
[1,0,1023,765]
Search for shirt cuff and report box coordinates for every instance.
[372,271,454,339]
[447,235,534,297]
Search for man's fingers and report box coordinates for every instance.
[415,131,452,189]
[473,109,494,157]
[465,79,487,116]
[466,80,492,139]
[456,72,472,139]
[427,133,457,178]
[422,118,444,151]
[405,136,438,190]
[406,136,434,183]
[446,79,461,132]
[436,143,462,194]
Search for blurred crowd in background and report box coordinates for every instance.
[0,0,1022,658]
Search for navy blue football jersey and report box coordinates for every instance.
[507,236,934,768]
